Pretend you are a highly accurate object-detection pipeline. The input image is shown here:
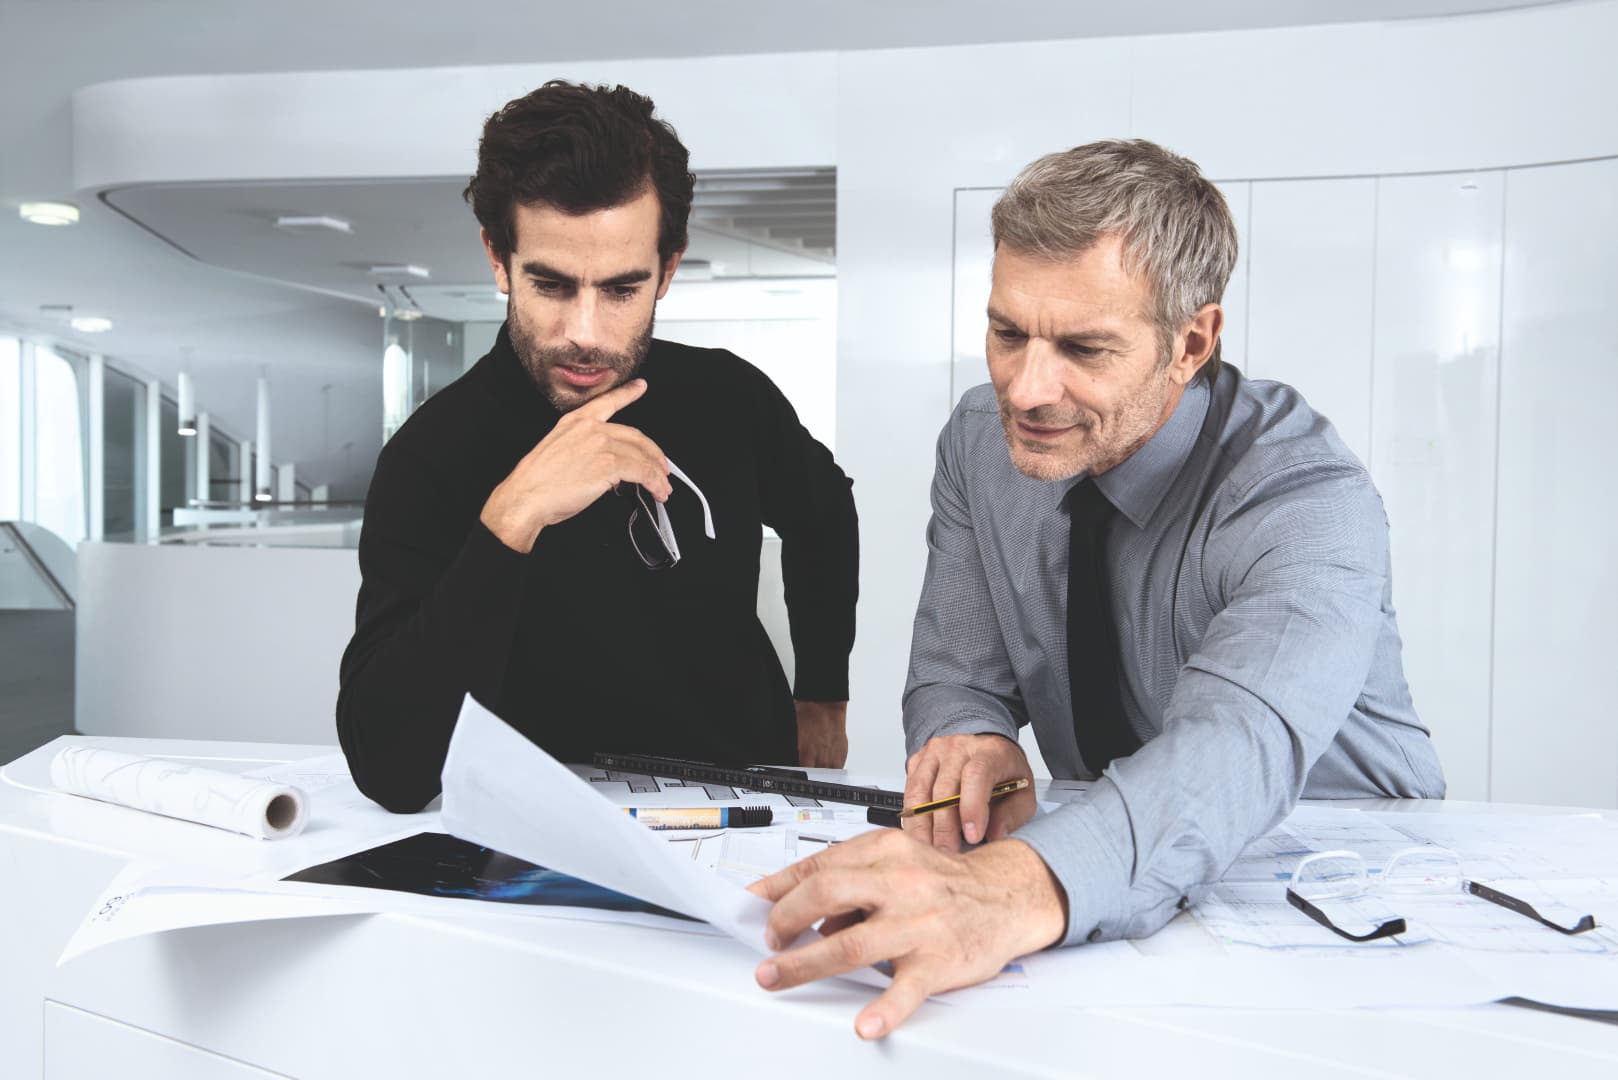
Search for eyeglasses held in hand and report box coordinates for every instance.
[625,458,715,570]
[1286,845,1597,943]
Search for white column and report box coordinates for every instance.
[277,462,295,503]
[144,378,161,540]
[254,375,272,501]
[195,411,211,504]
[18,341,36,522]
[238,438,252,507]
[87,354,104,540]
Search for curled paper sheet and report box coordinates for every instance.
[50,747,309,840]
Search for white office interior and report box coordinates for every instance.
[3,1,1618,1074]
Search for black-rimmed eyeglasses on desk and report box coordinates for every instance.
[1286,845,1598,942]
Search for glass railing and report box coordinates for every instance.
[158,500,364,548]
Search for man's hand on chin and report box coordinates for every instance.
[795,700,849,768]
[746,829,1069,1039]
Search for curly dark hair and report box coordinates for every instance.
[464,80,695,267]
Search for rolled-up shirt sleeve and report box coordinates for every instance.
[903,419,1027,753]
[1015,460,1395,946]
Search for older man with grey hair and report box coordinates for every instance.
[746,138,1445,1038]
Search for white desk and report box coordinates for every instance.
[4,736,1616,1079]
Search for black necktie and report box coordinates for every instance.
[1067,478,1138,775]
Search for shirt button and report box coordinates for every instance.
[1086,927,1102,943]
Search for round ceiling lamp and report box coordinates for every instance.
[20,202,80,226]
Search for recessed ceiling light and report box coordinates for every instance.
[274,214,352,234]
[70,316,112,333]
[368,264,430,279]
[20,201,80,226]
[394,309,424,321]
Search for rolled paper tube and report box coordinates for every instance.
[50,746,308,840]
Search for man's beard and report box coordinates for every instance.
[996,366,1173,481]
[508,302,655,412]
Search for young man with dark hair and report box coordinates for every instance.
[338,81,858,812]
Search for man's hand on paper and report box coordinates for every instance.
[903,733,1037,850]
[480,378,673,553]
[747,829,1068,1038]
[795,700,849,768]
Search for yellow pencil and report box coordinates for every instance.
[900,777,1031,818]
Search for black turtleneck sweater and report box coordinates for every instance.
[337,327,859,812]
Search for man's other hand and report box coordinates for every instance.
[903,733,1036,851]
[480,378,672,553]
[747,829,1067,1039]
[795,700,848,768]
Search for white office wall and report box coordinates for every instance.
[76,542,360,743]
[836,1,1618,792]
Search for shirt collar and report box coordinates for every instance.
[1083,375,1211,530]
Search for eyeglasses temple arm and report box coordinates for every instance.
[1465,880,1597,935]
[1286,889,1407,943]
[665,459,716,539]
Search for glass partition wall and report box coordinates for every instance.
[101,365,142,541]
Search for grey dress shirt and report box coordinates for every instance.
[903,365,1446,947]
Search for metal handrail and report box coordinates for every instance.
[0,522,75,610]
[177,499,365,511]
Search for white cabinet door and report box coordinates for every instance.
[1247,178,1377,464]
[1372,171,1506,801]
[951,187,999,410]
[1493,157,1618,809]
[1214,180,1252,374]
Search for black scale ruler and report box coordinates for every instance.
[591,751,904,827]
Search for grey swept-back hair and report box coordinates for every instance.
[990,138,1238,374]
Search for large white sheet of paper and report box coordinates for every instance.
[59,862,383,964]
[439,695,888,988]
